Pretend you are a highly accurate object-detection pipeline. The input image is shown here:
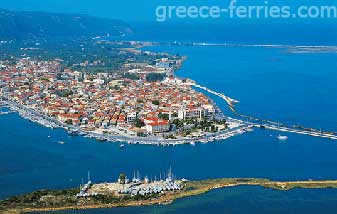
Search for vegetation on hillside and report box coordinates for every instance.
[0,9,132,40]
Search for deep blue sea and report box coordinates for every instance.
[1,23,337,213]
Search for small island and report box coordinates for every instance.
[2,171,337,214]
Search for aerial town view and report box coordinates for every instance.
[0,42,248,146]
[1,0,337,214]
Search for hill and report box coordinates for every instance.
[0,9,133,40]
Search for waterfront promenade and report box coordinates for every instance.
[1,97,250,146]
[3,81,337,144]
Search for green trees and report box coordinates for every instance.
[152,100,160,106]
[158,113,169,120]
[39,77,50,82]
[56,89,73,97]
[134,118,145,128]
[119,173,126,184]
[210,125,216,132]
[123,73,139,80]
[173,119,184,128]
[137,132,146,137]
[65,119,73,125]
[146,73,166,82]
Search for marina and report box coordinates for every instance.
[0,111,14,115]
[75,168,184,198]
[5,176,337,213]
[1,97,251,146]
[1,43,337,214]
[0,4,337,213]
[3,88,337,147]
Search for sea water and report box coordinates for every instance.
[1,23,337,213]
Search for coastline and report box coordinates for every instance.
[0,41,253,147]
[126,39,337,53]
[131,41,337,50]
[4,178,337,214]
[1,97,251,146]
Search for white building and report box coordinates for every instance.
[127,112,137,123]
[178,108,205,120]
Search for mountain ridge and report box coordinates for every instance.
[0,8,133,40]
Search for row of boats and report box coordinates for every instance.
[64,125,257,147]
[119,181,182,197]
[19,111,59,129]
[0,111,14,115]
[5,100,256,147]
[9,101,289,145]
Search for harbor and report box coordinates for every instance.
[0,110,14,115]
[4,176,337,214]
[78,168,184,198]
[3,78,337,147]
[1,96,252,146]
[0,99,12,115]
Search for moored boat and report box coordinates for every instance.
[278,135,288,141]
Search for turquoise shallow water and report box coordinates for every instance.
[1,44,337,213]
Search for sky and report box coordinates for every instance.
[1,0,337,23]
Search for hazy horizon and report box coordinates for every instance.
[2,0,337,23]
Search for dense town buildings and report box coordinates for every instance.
[0,58,221,138]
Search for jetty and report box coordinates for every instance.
[262,124,337,140]
[192,84,239,106]
[193,83,337,141]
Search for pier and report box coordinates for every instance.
[192,83,337,141]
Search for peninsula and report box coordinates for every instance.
[2,175,337,214]
[0,38,249,146]
[1,37,336,146]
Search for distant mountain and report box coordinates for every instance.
[0,9,133,40]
